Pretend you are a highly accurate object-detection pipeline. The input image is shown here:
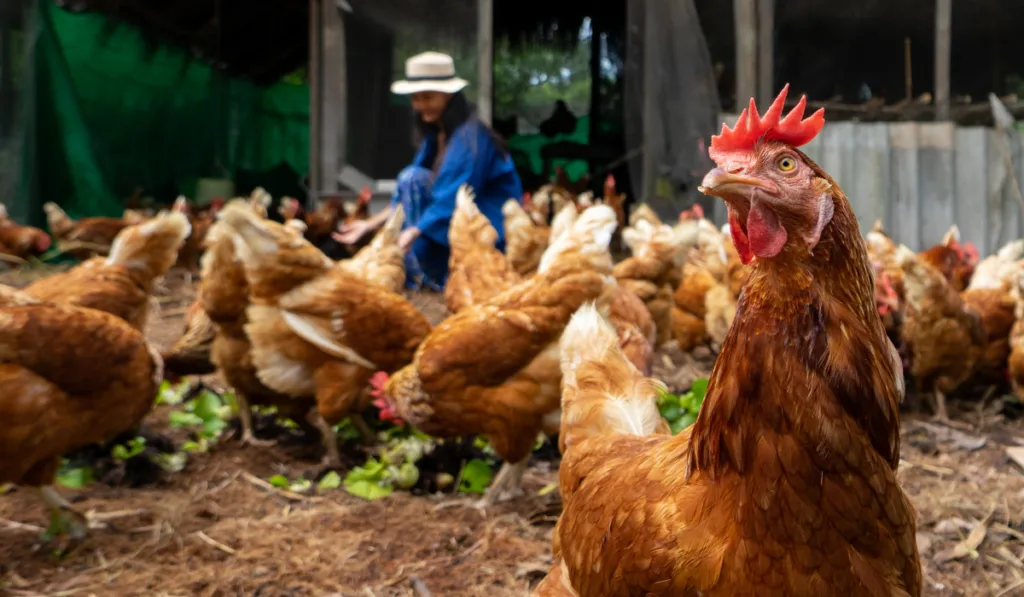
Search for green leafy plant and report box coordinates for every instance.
[458,459,494,495]
[344,458,393,500]
[168,388,230,443]
[111,437,146,461]
[318,471,342,490]
[156,380,192,406]
[657,378,708,435]
[343,435,436,500]
[55,465,93,489]
[267,474,313,494]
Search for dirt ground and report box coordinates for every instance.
[4,268,1024,596]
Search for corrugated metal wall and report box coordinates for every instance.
[710,117,1024,255]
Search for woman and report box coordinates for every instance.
[335,51,523,290]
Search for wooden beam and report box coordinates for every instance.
[733,0,757,107]
[756,0,774,106]
[934,0,952,121]
[476,0,493,125]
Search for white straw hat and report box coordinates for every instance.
[391,51,469,95]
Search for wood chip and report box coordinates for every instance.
[997,545,1024,569]
[241,471,323,502]
[1007,447,1024,472]
[194,531,237,555]
[934,510,993,564]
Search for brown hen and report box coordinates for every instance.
[218,201,431,466]
[0,285,162,540]
[445,184,521,313]
[25,211,191,331]
[537,87,919,597]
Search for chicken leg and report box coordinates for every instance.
[932,390,973,430]
[31,486,88,541]
[235,392,276,447]
[475,458,528,509]
[931,390,950,423]
[349,413,378,445]
[307,409,343,468]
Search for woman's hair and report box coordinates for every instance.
[414,91,509,156]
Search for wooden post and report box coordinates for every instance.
[641,0,658,204]
[322,2,346,183]
[476,0,493,125]
[733,0,757,107]
[589,14,602,176]
[308,0,322,208]
[756,0,774,106]
[904,37,913,101]
[934,0,952,121]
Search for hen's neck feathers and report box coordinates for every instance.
[687,156,902,480]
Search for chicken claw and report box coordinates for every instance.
[307,410,343,469]
[234,393,276,448]
[32,486,88,543]
[475,459,528,509]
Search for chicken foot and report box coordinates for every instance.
[31,486,88,541]
[235,392,277,447]
[307,409,343,469]
[476,458,529,509]
[931,390,973,430]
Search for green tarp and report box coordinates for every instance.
[14,1,310,226]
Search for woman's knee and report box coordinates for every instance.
[397,165,434,187]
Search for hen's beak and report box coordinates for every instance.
[698,168,771,199]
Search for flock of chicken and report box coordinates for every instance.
[866,221,1024,424]
[0,174,679,536]
[1,169,1018,538]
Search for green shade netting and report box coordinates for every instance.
[14,1,309,226]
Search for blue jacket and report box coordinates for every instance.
[413,118,523,251]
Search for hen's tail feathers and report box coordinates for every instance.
[538,205,617,274]
[450,184,497,254]
[106,211,191,280]
[249,187,272,210]
[549,203,578,245]
[628,203,662,228]
[559,304,667,449]
[218,199,279,255]
[942,224,961,247]
[43,202,71,233]
[374,203,405,246]
[284,218,309,235]
[997,239,1024,262]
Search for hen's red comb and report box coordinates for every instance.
[709,84,825,160]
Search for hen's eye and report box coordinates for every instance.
[777,156,797,172]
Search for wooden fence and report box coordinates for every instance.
[709,117,1024,254]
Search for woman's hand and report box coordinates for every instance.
[333,220,373,245]
[399,227,421,253]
